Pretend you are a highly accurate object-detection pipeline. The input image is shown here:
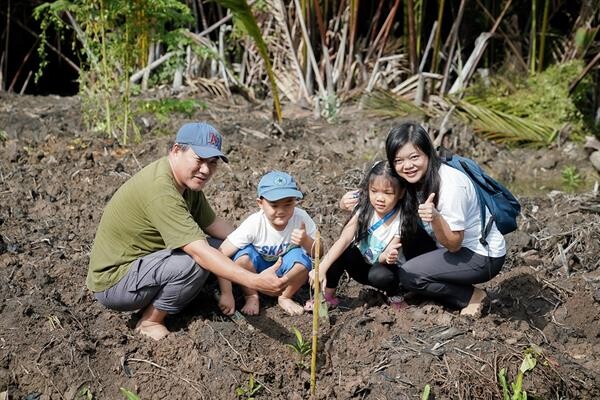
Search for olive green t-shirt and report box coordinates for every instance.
[86,156,215,292]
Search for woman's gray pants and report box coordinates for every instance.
[398,247,504,309]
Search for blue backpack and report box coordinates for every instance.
[438,147,521,246]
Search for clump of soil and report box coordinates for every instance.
[0,92,599,399]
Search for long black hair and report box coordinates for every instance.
[349,160,404,243]
[385,121,441,239]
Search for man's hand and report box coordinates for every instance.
[218,291,235,316]
[291,222,307,247]
[418,193,439,222]
[339,190,360,211]
[253,258,289,296]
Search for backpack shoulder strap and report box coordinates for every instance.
[438,147,489,246]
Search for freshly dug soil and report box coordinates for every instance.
[1,92,599,399]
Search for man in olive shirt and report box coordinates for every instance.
[87,122,288,340]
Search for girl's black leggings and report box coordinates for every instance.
[325,245,401,295]
[325,224,437,296]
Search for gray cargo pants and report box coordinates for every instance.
[95,239,221,314]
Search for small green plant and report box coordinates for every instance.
[119,387,141,400]
[235,374,263,399]
[421,384,431,400]
[286,326,311,368]
[0,129,7,143]
[561,166,582,192]
[77,386,94,400]
[137,98,206,123]
[319,92,340,123]
[287,326,311,357]
[498,350,538,400]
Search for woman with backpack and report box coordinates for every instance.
[341,121,508,316]
[386,121,507,316]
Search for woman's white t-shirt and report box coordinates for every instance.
[227,208,317,261]
[356,210,404,264]
[422,164,506,257]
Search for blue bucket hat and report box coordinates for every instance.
[257,171,304,201]
[175,122,229,163]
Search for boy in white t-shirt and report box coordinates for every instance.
[218,171,319,316]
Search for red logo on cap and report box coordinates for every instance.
[208,132,220,147]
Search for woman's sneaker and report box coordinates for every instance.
[388,295,409,311]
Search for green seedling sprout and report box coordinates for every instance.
[561,165,582,192]
[498,349,538,400]
[421,384,431,400]
[119,387,141,400]
[235,374,263,399]
[287,326,311,363]
[77,385,94,400]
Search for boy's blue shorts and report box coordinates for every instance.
[233,245,312,278]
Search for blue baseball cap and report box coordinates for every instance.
[257,171,304,201]
[175,122,229,163]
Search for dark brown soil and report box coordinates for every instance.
[1,91,599,399]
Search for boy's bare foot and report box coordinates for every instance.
[135,320,170,341]
[278,296,304,316]
[460,287,487,317]
[241,294,260,315]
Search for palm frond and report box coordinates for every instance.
[452,98,558,146]
[362,89,428,118]
[215,0,282,122]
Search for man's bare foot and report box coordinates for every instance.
[241,294,260,315]
[135,320,170,341]
[278,296,304,316]
[460,287,487,317]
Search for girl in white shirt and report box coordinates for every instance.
[309,161,409,310]
[385,121,506,316]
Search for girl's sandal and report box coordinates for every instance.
[304,293,340,312]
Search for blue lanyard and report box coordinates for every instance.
[367,208,398,235]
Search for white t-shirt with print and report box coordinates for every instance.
[356,210,404,265]
[227,208,318,261]
[422,164,506,257]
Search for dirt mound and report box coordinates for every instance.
[1,92,599,399]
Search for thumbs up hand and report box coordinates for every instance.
[291,222,307,247]
[382,241,402,265]
[418,193,438,223]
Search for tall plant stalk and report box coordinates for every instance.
[310,231,321,396]
[99,0,112,139]
[537,0,550,72]
[431,0,445,73]
[529,0,537,74]
[407,0,417,73]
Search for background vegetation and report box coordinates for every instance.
[1,0,598,143]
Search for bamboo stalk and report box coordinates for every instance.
[529,0,537,75]
[473,0,527,71]
[431,0,445,73]
[537,0,550,72]
[7,37,38,92]
[448,0,512,95]
[3,13,80,73]
[440,0,466,94]
[343,0,360,91]
[310,231,321,396]
[407,0,417,74]
[2,0,10,91]
[293,0,326,97]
